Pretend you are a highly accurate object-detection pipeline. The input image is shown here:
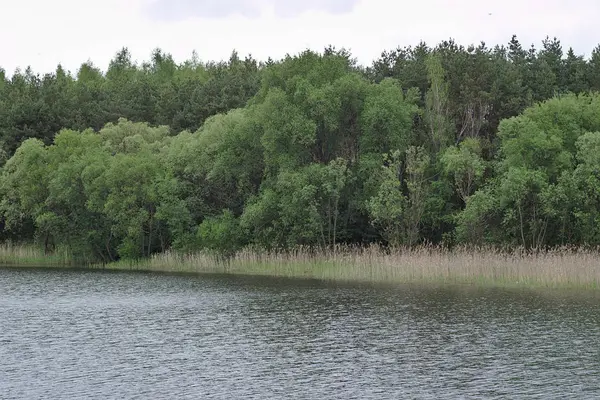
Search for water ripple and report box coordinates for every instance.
[1,269,599,399]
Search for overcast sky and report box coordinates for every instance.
[1,0,599,76]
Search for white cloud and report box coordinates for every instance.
[0,0,599,77]
[143,0,359,20]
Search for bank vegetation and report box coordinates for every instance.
[2,36,600,287]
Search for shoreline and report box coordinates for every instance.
[1,245,600,290]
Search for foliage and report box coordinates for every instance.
[2,37,600,261]
[457,93,600,249]
[440,138,486,202]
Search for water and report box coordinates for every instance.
[1,268,599,399]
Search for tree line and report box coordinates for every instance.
[2,35,600,262]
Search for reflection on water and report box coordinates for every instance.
[1,268,599,399]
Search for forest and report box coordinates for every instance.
[2,35,600,263]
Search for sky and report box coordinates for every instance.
[1,0,599,76]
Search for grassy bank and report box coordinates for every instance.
[0,243,73,267]
[2,243,600,289]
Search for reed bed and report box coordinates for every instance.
[0,242,72,267]
[3,243,600,288]
[112,245,600,289]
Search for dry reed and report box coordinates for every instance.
[112,244,600,289]
[2,242,599,288]
[0,242,72,267]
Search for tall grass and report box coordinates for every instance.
[0,242,72,267]
[112,245,600,289]
[2,242,600,288]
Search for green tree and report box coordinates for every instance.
[563,47,588,93]
[588,45,600,91]
[457,93,600,248]
[367,146,430,246]
[366,151,405,246]
[440,138,486,203]
[424,53,451,151]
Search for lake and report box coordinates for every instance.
[1,267,599,399]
